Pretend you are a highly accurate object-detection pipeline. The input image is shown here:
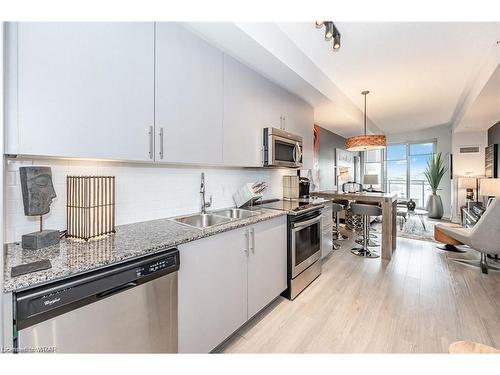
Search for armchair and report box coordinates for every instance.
[434,198,500,274]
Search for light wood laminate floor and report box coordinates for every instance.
[218,230,500,353]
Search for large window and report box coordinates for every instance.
[385,141,436,207]
[386,144,407,200]
[363,149,383,190]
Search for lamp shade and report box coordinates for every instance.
[345,135,387,151]
[458,176,477,189]
[345,91,387,151]
[479,178,500,197]
[363,174,379,185]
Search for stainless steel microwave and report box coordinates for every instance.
[263,127,303,168]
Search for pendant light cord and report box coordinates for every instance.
[364,93,367,136]
[362,90,369,136]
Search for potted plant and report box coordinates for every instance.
[424,152,447,219]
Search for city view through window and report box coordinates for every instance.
[386,142,435,208]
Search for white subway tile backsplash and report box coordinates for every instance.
[4,158,293,243]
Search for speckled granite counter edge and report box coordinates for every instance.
[3,208,286,293]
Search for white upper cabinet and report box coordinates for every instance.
[222,55,313,168]
[283,92,314,169]
[260,77,286,131]
[223,55,265,167]
[8,22,155,161]
[6,22,313,167]
[155,23,224,164]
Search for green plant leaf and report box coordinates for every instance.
[424,152,447,194]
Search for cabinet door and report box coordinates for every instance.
[284,92,314,169]
[14,22,154,161]
[155,23,223,164]
[178,228,248,353]
[222,55,264,167]
[247,216,287,319]
[260,78,286,130]
[321,223,333,259]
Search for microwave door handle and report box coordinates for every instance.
[295,143,302,162]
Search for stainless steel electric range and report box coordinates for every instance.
[258,198,326,300]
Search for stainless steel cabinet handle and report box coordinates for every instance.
[159,127,164,159]
[250,227,255,253]
[148,126,154,159]
[283,115,286,130]
[244,229,250,255]
[280,115,283,129]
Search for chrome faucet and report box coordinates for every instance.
[200,172,212,214]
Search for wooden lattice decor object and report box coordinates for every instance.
[66,176,115,240]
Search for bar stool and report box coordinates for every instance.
[350,203,382,258]
[332,199,349,241]
[331,202,345,250]
[354,200,380,246]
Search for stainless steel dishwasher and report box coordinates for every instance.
[14,248,179,353]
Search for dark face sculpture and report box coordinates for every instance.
[20,166,57,216]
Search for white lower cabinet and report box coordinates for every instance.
[178,227,247,353]
[321,204,333,259]
[247,217,287,318]
[321,223,333,259]
[178,215,287,353]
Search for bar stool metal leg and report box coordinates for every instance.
[354,215,379,247]
[351,216,380,258]
[332,211,348,241]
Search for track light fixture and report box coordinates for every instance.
[315,21,341,51]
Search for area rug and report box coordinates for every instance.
[372,216,450,243]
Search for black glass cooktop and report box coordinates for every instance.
[258,197,327,213]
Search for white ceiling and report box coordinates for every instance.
[455,64,500,132]
[190,22,499,137]
[278,22,500,134]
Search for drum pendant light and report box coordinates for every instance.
[345,91,386,151]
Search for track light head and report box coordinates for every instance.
[324,22,334,41]
[333,33,341,50]
[315,21,324,28]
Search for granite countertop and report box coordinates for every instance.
[3,208,286,293]
[312,191,398,202]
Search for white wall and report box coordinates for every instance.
[4,158,294,243]
[450,130,488,222]
[386,124,452,219]
[1,21,5,348]
[451,131,488,176]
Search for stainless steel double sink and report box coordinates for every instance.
[173,208,261,229]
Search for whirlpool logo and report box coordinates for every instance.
[43,297,61,306]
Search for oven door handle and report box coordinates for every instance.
[292,214,322,230]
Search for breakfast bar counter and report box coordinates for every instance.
[311,191,398,260]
